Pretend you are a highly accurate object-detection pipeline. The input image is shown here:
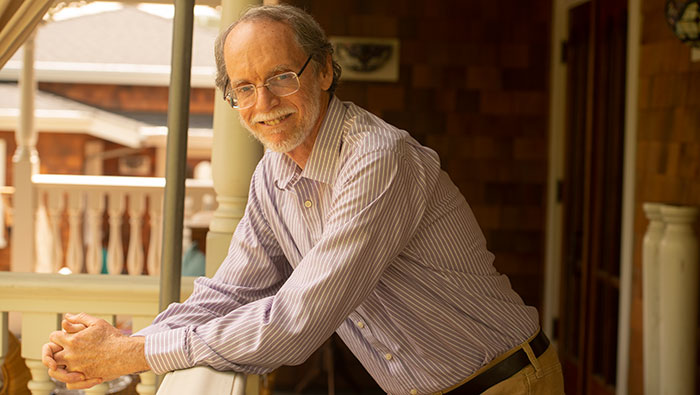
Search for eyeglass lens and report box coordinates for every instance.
[231,72,300,109]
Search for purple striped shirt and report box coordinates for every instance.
[136,96,539,394]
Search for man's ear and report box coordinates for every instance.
[320,54,333,91]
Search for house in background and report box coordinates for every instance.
[0,5,219,274]
[0,1,699,395]
[0,5,218,182]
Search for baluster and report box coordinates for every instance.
[107,191,125,275]
[659,205,699,395]
[85,191,106,274]
[22,313,60,395]
[66,190,85,274]
[147,192,163,276]
[34,193,53,273]
[133,316,156,395]
[182,195,194,251]
[642,203,664,395]
[127,193,146,275]
[46,190,65,273]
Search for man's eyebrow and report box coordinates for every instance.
[266,64,293,77]
[231,64,295,87]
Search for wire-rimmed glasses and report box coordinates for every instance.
[223,55,313,109]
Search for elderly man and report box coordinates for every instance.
[43,4,564,394]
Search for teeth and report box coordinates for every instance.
[259,113,290,126]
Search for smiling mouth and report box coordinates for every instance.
[259,113,292,126]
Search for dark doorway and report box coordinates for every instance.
[558,0,627,394]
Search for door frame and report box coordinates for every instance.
[542,1,641,394]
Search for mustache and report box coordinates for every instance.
[251,107,297,123]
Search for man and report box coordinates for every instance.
[43,5,564,394]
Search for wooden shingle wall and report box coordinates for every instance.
[629,1,700,394]
[288,0,552,311]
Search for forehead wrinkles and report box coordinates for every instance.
[224,20,306,85]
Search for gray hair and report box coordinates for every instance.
[214,4,342,97]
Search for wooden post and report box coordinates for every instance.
[11,32,38,272]
[658,205,699,395]
[642,203,664,395]
[206,0,263,276]
[206,1,263,394]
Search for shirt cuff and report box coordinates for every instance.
[144,327,192,375]
[133,323,170,337]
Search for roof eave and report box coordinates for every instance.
[0,61,216,88]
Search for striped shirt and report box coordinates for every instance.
[136,96,539,394]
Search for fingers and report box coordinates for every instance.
[66,377,104,390]
[42,342,62,370]
[49,330,68,348]
[62,319,87,334]
[48,366,87,383]
[64,312,102,327]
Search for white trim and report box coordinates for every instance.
[617,0,641,394]
[0,60,216,88]
[0,109,142,147]
[542,0,572,340]
[140,126,213,151]
[545,1,640,392]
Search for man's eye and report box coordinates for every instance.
[274,73,292,81]
[237,85,254,94]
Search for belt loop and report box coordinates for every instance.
[522,342,542,377]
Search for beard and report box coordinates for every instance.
[239,83,322,153]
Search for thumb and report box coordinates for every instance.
[64,313,102,327]
[62,319,87,333]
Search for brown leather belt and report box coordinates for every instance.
[447,331,550,394]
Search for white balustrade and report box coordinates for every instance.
[147,191,164,276]
[31,175,214,276]
[46,191,64,273]
[107,191,125,275]
[0,272,195,395]
[86,191,106,274]
[658,205,699,395]
[128,192,147,275]
[66,190,85,274]
[642,203,663,395]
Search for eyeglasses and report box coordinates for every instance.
[224,55,313,110]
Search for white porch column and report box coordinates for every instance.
[658,205,699,395]
[207,1,263,394]
[206,0,263,276]
[642,203,663,395]
[10,32,39,272]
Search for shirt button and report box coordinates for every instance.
[384,353,393,361]
[410,390,418,395]
[304,200,312,208]
[356,321,365,329]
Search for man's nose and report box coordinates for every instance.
[255,86,279,112]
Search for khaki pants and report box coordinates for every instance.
[438,331,565,394]
[482,346,564,394]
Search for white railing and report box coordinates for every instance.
[31,174,215,276]
[0,272,195,395]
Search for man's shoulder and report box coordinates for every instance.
[341,101,413,157]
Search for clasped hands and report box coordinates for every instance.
[42,313,148,390]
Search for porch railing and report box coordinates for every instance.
[30,174,215,275]
[0,272,195,395]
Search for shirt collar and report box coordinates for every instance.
[273,95,346,190]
